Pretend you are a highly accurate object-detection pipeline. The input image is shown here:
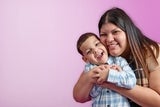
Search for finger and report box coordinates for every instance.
[92,73,100,78]
[92,68,102,74]
[97,78,103,84]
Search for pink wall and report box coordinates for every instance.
[0,0,160,107]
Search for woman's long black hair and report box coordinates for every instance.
[98,7,159,77]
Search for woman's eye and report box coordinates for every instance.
[113,30,120,35]
[100,33,107,37]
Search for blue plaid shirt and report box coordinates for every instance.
[84,56,136,107]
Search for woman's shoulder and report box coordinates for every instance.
[146,43,160,72]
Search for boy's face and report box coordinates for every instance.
[80,36,108,65]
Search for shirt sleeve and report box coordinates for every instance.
[84,63,102,97]
[90,85,102,98]
[107,57,137,89]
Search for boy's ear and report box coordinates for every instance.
[82,56,88,63]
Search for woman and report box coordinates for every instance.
[73,7,160,107]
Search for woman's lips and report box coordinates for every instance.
[107,42,118,50]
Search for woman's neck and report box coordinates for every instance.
[121,49,132,61]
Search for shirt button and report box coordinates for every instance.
[107,90,109,93]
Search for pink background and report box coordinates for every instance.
[0,0,160,107]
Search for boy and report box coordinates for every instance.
[76,32,136,107]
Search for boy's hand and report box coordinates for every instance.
[96,64,110,84]
[110,64,122,71]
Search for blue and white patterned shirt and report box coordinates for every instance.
[84,56,136,107]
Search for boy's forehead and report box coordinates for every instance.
[80,36,99,50]
[87,36,99,42]
[85,36,98,45]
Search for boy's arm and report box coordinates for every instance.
[107,57,136,89]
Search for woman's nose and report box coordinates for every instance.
[106,34,114,42]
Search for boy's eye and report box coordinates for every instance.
[95,42,101,46]
[86,49,92,55]
[95,43,99,46]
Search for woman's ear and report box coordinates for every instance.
[82,56,88,63]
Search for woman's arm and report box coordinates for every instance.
[73,71,93,103]
[100,52,160,107]
[101,82,160,107]
[73,65,109,103]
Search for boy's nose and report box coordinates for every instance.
[93,48,98,54]
[93,49,100,55]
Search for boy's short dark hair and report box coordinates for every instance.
[77,32,99,55]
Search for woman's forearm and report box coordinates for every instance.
[73,72,93,103]
[104,83,160,107]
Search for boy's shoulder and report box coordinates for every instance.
[84,63,97,72]
[108,56,127,65]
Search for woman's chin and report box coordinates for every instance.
[109,51,120,56]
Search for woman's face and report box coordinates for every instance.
[99,23,128,57]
